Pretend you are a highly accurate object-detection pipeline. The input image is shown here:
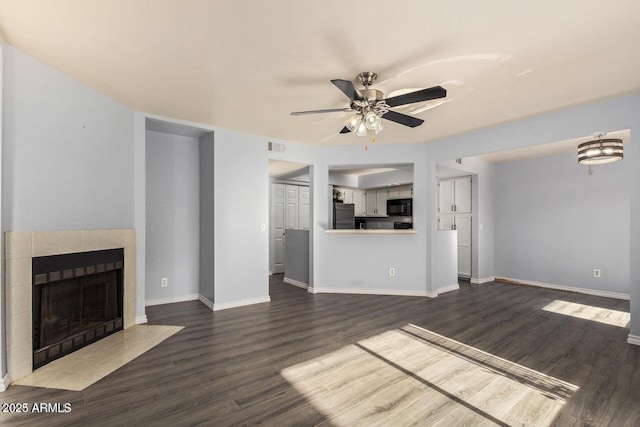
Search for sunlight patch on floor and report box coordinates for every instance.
[281,324,577,426]
[542,300,630,328]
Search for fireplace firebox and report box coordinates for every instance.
[32,248,124,369]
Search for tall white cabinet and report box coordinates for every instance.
[438,176,472,278]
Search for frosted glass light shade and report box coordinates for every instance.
[345,114,362,133]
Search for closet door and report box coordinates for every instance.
[285,185,299,229]
[271,183,286,274]
[299,186,310,230]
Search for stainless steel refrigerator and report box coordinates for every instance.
[333,203,355,229]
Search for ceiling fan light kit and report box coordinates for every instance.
[290,71,447,141]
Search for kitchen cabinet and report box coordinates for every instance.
[342,189,353,204]
[399,185,413,198]
[438,176,472,278]
[353,190,366,216]
[438,176,471,214]
[334,187,366,215]
[365,189,389,216]
[386,185,413,199]
[387,187,400,199]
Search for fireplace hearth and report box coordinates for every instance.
[32,249,124,369]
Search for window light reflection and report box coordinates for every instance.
[542,300,630,328]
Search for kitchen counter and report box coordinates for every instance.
[325,229,416,235]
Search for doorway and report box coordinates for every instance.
[268,160,311,283]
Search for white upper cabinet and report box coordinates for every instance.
[454,177,472,213]
[387,187,400,199]
[376,189,388,216]
[399,185,413,198]
[438,176,471,214]
[353,190,366,216]
[364,189,390,216]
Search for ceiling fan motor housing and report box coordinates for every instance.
[352,88,385,111]
[357,71,378,88]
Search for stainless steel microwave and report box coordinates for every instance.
[387,198,412,216]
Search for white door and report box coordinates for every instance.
[285,185,299,229]
[299,186,310,230]
[455,214,472,277]
[271,183,286,274]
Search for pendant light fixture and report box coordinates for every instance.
[577,134,623,165]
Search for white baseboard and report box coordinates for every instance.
[470,276,495,284]
[628,334,640,346]
[496,277,630,300]
[436,284,460,295]
[0,374,9,392]
[199,294,214,311]
[213,296,271,311]
[145,294,200,307]
[283,277,309,290]
[135,315,148,325]
[309,287,436,298]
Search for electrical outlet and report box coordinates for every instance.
[161,278,168,287]
[389,268,396,277]
[593,269,601,278]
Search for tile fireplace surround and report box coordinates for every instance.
[4,229,136,385]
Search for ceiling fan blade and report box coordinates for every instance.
[340,126,351,134]
[384,86,447,108]
[331,79,363,101]
[382,110,425,128]
[291,108,352,116]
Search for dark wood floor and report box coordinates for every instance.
[1,276,639,426]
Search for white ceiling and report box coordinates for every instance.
[1,1,639,147]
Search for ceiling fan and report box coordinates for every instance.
[291,72,447,137]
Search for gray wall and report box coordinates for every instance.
[2,45,135,232]
[199,132,214,303]
[145,130,200,301]
[1,44,136,382]
[494,152,629,295]
[313,143,434,294]
[213,128,269,304]
[284,229,310,285]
